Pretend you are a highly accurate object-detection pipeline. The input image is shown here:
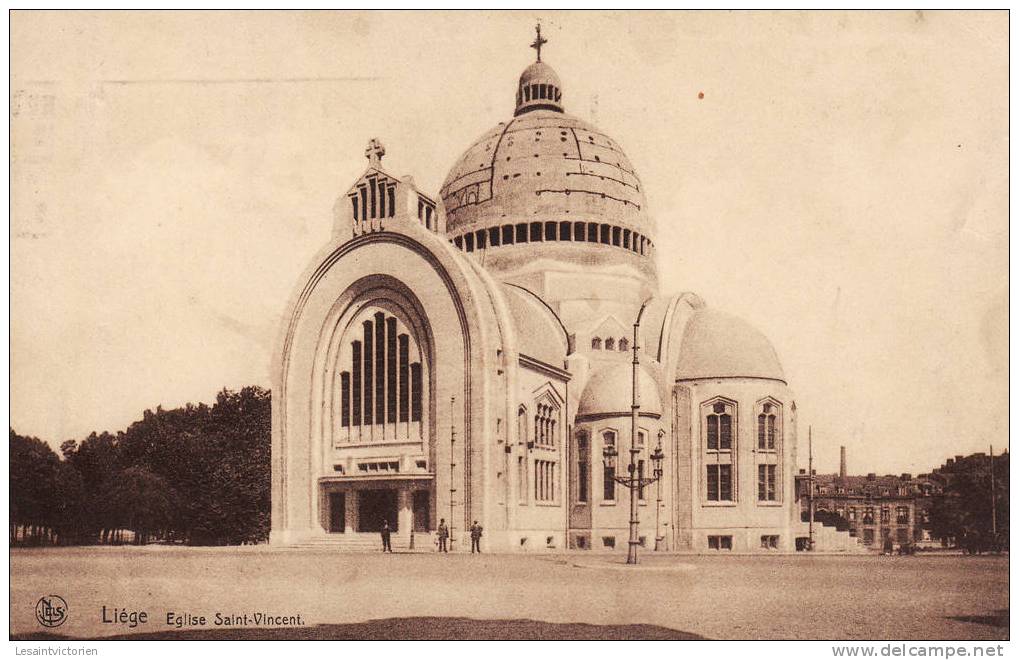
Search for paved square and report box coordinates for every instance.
[9,548,1008,640]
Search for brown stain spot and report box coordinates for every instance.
[697,92,705,100]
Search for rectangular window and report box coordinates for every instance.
[603,465,615,501]
[352,341,362,426]
[719,414,732,449]
[760,535,779,549]
[707,415,718,450]
[708,535,732,551]
[577,435,589,503]
[534,461,555,502]
[896,528,909,544]
[340,372,351,428]
[863,529,875,545]
[386,318,397,424]
[758,464,777,501]
[363,321,373,425]
[896,507,910,525]
[518,456,527,503]
[410,363,422,422]
[706,464,733,501]
[880,507,890,524]
[375,312,385,423]
[398,335,409,422]
[638,459,645,500]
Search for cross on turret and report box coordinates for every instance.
[365,138,385,168]
[530,22,547,62]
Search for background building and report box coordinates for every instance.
[798,446,944,549]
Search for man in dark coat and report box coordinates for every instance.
[380,520,392,553]
[437,518,449,553]
[470,520,483,554]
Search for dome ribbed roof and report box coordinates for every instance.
[439,110,650,240]
[675,309,785,382]
[578,363,662,418]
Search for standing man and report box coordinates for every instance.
[470,520,483,554]
[380,520,392,553]
[437,518,449,553]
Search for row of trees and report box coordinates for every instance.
[10,386,270,546]
[928,452,1009,552]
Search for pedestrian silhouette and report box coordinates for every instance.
[437,518,449,553]
[470,520,483,554]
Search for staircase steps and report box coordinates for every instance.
[288,532,438,553]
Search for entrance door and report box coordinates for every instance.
[328,492,346,533]
[413,490,430,532]
[357,489,398,532]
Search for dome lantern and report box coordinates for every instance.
[515,23,564,116]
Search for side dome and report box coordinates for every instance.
[578,363,662,418]
[674,309,785,382]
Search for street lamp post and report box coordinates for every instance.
[654,429,665,551]
[601,299,665,565]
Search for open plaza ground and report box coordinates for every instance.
[10,547,1008,640]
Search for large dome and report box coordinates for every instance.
[439,59,655,260]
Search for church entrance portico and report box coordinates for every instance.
[318,476,433,538]
[357,489,397,532]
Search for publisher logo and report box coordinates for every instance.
[35,595,68,628]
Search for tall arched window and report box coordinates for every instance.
[755,399,782,503]
[602,430,617,502]
[703,399,736,502]
[335,306,425,444]
[576,431,589,504]
[605,338,615,351]
[618,338,629,352]
[757,402,779,450]
[706,401,733,450]
[591,337,602,350]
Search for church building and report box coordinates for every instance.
[271,30,840,553]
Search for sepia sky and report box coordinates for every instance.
[10,10,1008,475]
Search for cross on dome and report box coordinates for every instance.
[530,21,547,62]
[365,138,385,168]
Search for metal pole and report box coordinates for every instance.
[449,396,456,550]
[808,426,814,551]
[627,315,640,564]
[654,468,663,551]
[625,298,653,565]
[990,445,997,541]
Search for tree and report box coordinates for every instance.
[930,452,1009,552]
[11,386,272,547]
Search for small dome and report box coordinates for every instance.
[516,61,564,115]
[578,363,662,418]
[675,309,785,382]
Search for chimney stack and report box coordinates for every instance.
[840,446,847,480]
